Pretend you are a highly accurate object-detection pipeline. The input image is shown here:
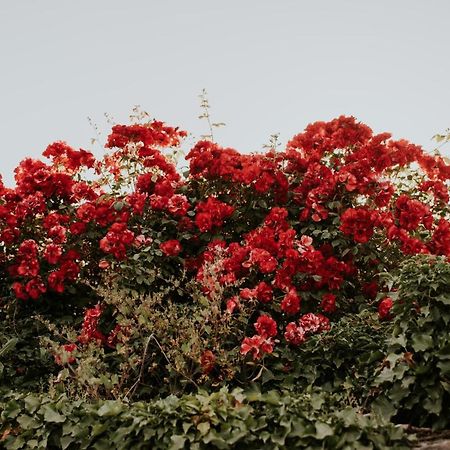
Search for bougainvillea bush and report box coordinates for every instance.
[1,114,450,448]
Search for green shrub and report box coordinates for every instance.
[373,255,450,429]
[267,310,389,404]
[0,388,410,450]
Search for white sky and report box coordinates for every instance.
[1,0,450,186]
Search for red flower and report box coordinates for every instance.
[44,243,63,265]
[320,293,336,313]
[226,296,240,314]
[160,239,182,256]
[246,248,278,273]
[25,278,47,300]
[200,350,216,374]
[194,197,234,232]
[12,282,28,300]
[78,304,106,345]
[240,335,274,360]
[167,194,189,217]
[281,289,301,315]
[100,222,135,260]
[255,281,273,303]
[254,315,277,338]
[362,281,378,300]
[340,208,379,244]
[395,195,433,231]
[284,322,306,346]
[378,297,394,320]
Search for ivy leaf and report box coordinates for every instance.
[169,435,186,450]
[411,334,433,352]
[42,405,66,423]
[97,402,123,417]
[315,422,334,439]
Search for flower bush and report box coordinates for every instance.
[1,113,450,447]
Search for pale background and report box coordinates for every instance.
[1,0,450,186]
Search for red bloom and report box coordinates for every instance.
[284,322,306,346]
[255,281,273,303]
[320,293,336,313]
[200,350,216,374]
[340,208,379,244]
[167,194,189,217]
[362,281,378,300]
[12,282,28,300]
[100,222,135,260]
[194,197,234,232]
[254,315,278,338]
[246,248,278,273]
[395,195,433,231]
[281,289,301,315]
[78,304,106,345]
[226,296,240,314]
[300,313,330,334]
[44,243,63,265]
[43,142,95,172]
[378,297,394,320]
[240,335,274,360]
[25,278,47,300]
[160,239,182,256]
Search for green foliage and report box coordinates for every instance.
[39,280,254,401]
[0,290,94,393]
[267,311,388,403]
[0,388,410,450]
[373,255,450,430]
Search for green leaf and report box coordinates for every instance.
[0,338,18,357]
[197,421,210,435]
[24,396,41,414]
[436,294,450,305]
[42,405,66,423]
[371,396,397,422]
[315,422,334,439]
[169,435,186,450]
[411,334,433,352]
[437,360,450,376]
[97,402,123,417]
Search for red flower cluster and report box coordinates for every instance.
[43,142,96,173]
[195,197,234,232]
[340,208,380,244]
[100,222,135,260]
[2,114,450,364]
[78,304,106,345]
[284,313,330,347]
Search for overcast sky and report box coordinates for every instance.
[1,1,450,186]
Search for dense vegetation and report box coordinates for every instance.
[1,115,450,448]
